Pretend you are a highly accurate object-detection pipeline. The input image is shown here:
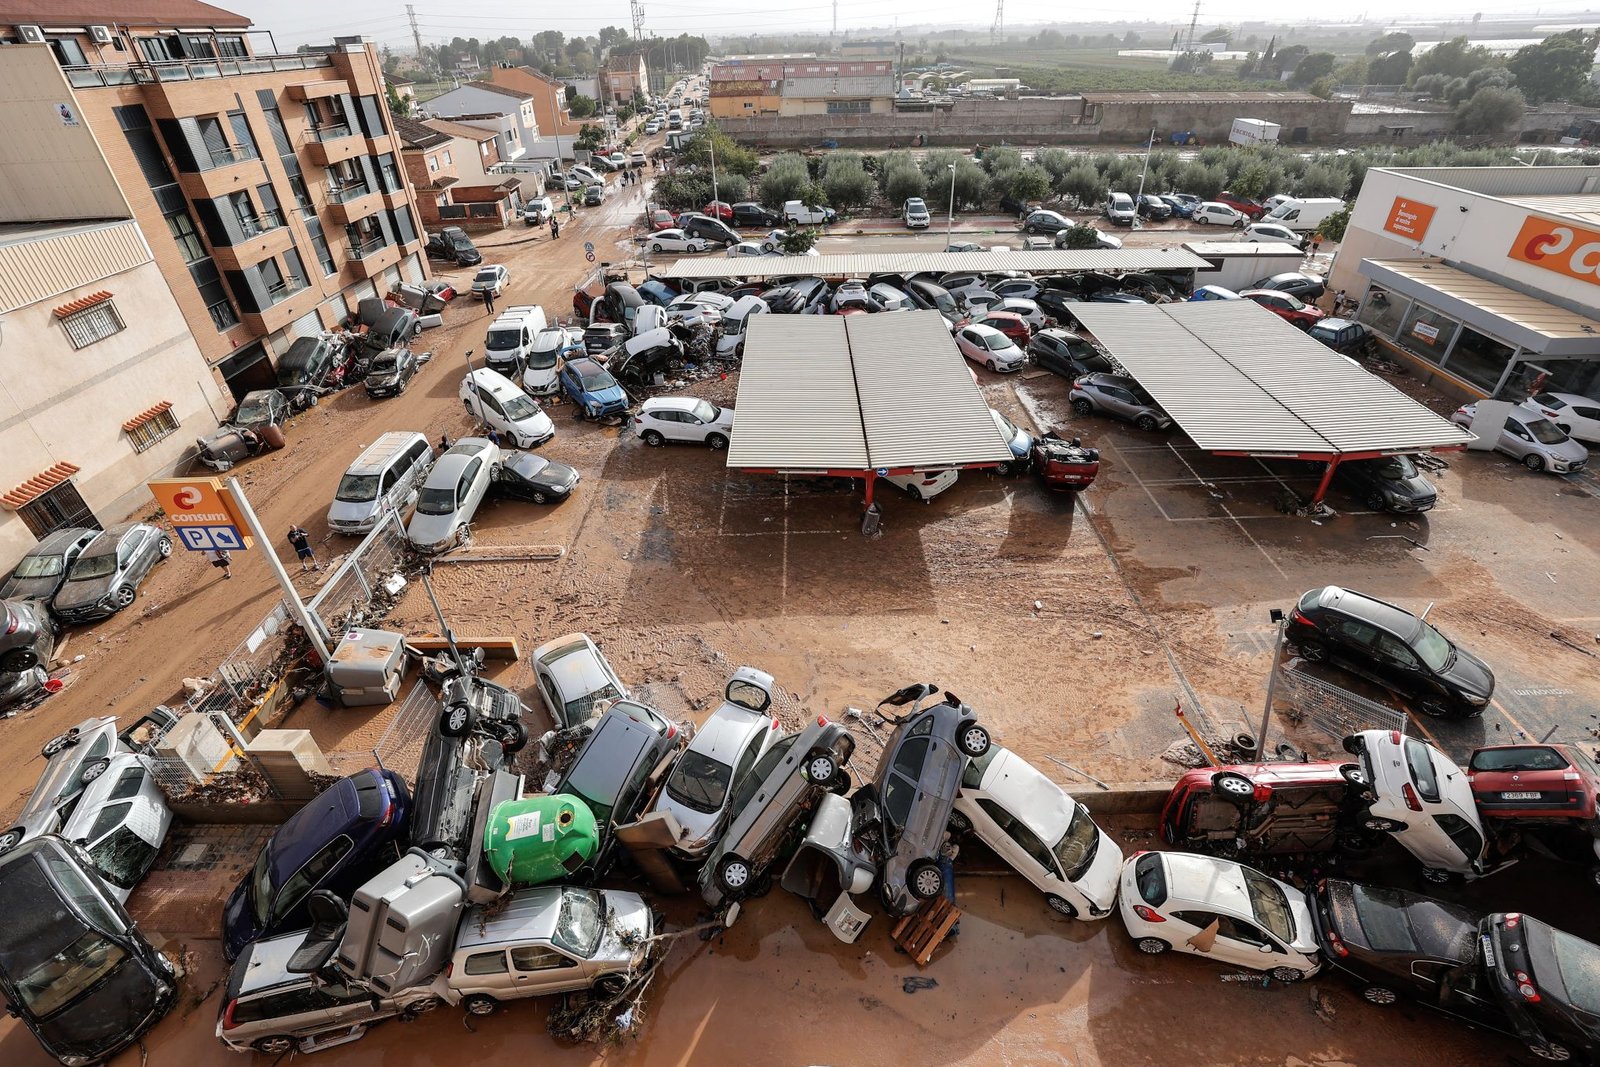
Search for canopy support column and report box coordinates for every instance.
[1309,457,1342,507]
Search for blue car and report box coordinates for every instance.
[1158,194,1196,219]
[637,279,679,307]
[221,768,408,960]
[560,357,630,420]
[1189,285,1241,302]
[990,407,1034,475]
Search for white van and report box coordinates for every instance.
[327,431,435,535]
[459,368,555,449]
[1263,197,1345,234]
[483,305,547,379]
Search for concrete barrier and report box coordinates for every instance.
[1074,781,1173,817]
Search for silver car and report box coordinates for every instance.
[0,527,99,603]
[50,522,172,622]
[59,752,173,902]
[1451,402,1588,474]
[1070,372,1173,432]
[406,438,500,553]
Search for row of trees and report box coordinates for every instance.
[395,29,709,85]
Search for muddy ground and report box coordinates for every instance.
[2,135,1598,1065]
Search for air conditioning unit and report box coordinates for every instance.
[17,24,45,44]
[90,25,113,44]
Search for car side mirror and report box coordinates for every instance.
[1259,943,1274,953]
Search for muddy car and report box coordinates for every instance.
[1029,434,1100,492]
[1159,760,1373,857]
[853,684,991,916]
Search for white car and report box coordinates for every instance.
[1242,222,1303,245]
[60,753,172,902]
[959,289,1002,316]
[459,368,555,449]
[406,437,500,553]
[1451,402,1589,474]
[903,197,931,229]
[759,228,789,253]
[868,283,914,311]
[521,197,554,224]
[955,323,1025,372]
[654,667,780,858]
[634,396,734,449]
[830,279,871,313]
[1119,851,1322,982]
[667,291,733,328]
[569,164,604,186]
[994,297,1048,331]
[522,327,579,396]
[531,632,628,729]
[471,264,510,296]
[1524,391,1600,444]
[644,121,660,134]
[645,228,709,254]
[1345,730,1490,880]
[952,746,1122,919]
[1193,202,1246,227]
[991,277,1042,301]
[727,241,771,258]
[885,469,958,501]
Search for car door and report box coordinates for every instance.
[273,835,354,929]
[1326,614,1382,676]
[1101,385,1138,421]
[508,943,583,997]
[116,529,147,586]
[457,458,486,519]
[1213,914,1292,970]
[1566,403,1600,441]
[654,410,687,442]
[974,798,1064,896]
[1499,417,1533,460]
[459,948,516,998]
[1167,908,1218,959]
[1033,336,1067,376]
[1372,631,1429,699]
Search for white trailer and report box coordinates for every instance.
[1229,117,1281,147]
[1185,241,1304,292]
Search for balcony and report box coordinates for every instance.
[61,53,335,89]
[346,238,399,280]
[209,218,292,272]
[242,279,319,336]
[302,123,362,165]
[205,143,259,170]
[348,237,387,261]
[324,183,381,225]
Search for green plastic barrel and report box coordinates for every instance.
[483,794,599,887]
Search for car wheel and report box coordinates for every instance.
[499,720,528,755]
[985,359,997,372]
[706,433,728,451]
[1524,453,1547,472]
[719,854,752,894]
[651,243,664,253]
[41,732,77,758]
[1421,867,1452,885]
[1339,764,1371,789]
[1269,966,1306,983]
[957,722,991,758]
[1362,816,1405,832]
[1046,894,1078,918]
[806,752,837,784]
[253,1037,295,1055]
[1366,491,1388,511]
[642,429,666,447]
[1529,1043,1575,1062]
[1362,986,1398,1006]
[1072,398,1093,417]
[828,768,852,795]
[1210,771,1255,803]
[158,536,173,558]
[463,995,498,1016]
[1136,937,1169,955]
[1195,216,1209,225]
[80,757,110,784]
[113,584,137,608]
[1416,696,1456,719]
[947,810,972,836]
[0,829,22,854]
[593,974,628,999]
[0,648,39,672]
[906,483,923,501]
[907,858,944,900]
[439,702,475,737]
[398,998,440,1022]
[1134,414,1160,432]
[1296,637,1328,662]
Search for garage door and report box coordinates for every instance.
[349,279,379,303]
[403,253,425,284]
[290,309,323,339]
[322,294,350,327]
[383,265,402,292]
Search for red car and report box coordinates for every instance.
[1467,744,1600,824]
[702,200,734,222]
[1029,433,1100,492]
[974,310,1030,347]
[1215,190,1266,220]
[1159,759,1370,855]
[648,208,677,231]
[1240,289,1325,328]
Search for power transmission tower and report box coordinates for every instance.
[630,0,646,45]
[990,0,1003,45]
[1183,0,1200,52]
[406,3,425,65]
[833,0,838,37]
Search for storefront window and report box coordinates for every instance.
[1397,302,1460,366]
[1357,285,1408,339]
[1538,359,1600,398]
[1442,326,1516,393]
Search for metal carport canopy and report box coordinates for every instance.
[657,248,1209,281]
[1067,300,1476,457]
[726,310,1014,474]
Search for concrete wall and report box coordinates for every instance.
[1087,97,1352,143]
[1344,108,1454,141]
[0,47,129,222]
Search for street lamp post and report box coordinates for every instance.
[945,162,956,246]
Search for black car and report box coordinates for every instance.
[425,226,481,266]
[1286,585,1495,718]
[1332,455,1437,513]
[491,453,579,504]
[276,334,339,403]
[363,345,419,398]
[1035,288,1084,327]
[583,322,628,355]
[583,184,604,207]
[764,276,830,314]
[681,215,740,247]
[902,278,962,323]
[1308,318,1374,356]
[555,699,685,879]
[730,202,781,228]
[0,527,98,603]
[1029,329,1113,379]
[356,298,421,354]
[1021,210,1072,234]
[1137,194,1172,220]
[1252,271,1326,301]
[0,837,176,1065]
[998,194,1036,218]
[1484,912,1600,1063]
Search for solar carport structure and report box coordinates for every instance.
[727,310,1015,507]
[657,248,1209,282]
[1067,300,1476,506]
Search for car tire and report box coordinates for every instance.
[398,998,440,1021]
[1136,937,1169,955]
[651,243,664,253]
[1296,638,1328,662]
[1269,967,1306,983]
[642,430,665,447]
[906,483,923,501]
[1135,414,1160,432]
[0,829,22,854]
[1524,453,1546,472]
[1362,986,1399,1006]
[439,702,475,737]
[593,974,628,999]
[1421,867,1452,885]
[253,1037,295,1055]
[1362,816,1405,833]
[1046,894,1078,919]
[158,536,173,558]
[957,721,991,758]
[718,854,753,894]
[1528,1043,1575,1062]
[531,490,550,505]
[1339,764,1371,790]
[1211,771,1255,803]
[0,648,39,672]
[1365,491,1389,511]
[947,810,972,836]
[1072,398,1093,417]
[1195,216,1209,225]
[706,433,728,451]
[463,995,497,1017]
[1233,219,1245,229]
[907,858,944,900]
[499,720,528,755]
[41,732,77,758]
[828,768,852,795]
[81,758,110,784]
[113,584,137,608]
[806,751,837,784]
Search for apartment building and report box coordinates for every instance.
[602,52,648,106]
[426,81,538,161]
[0,3,429,399]
[710,60,894,119]
[489,65,585,140]
[395,116,519,230]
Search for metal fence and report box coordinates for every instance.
[1272,664,1408,754]
[366,677,443,782]
[306,510,415,637]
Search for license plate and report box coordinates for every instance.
[1482,934,1496,969]
[1501,792,1541,801]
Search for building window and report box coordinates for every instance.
[18,482,97,539]
[442,149,452,165]
[126,407,180,453]
[61,301,125,349]
[1398,301,1461,365]
[310,231,336,276]
[167,210,206,263]
[1357,284,1408,339]
[49,38,88,67]
[286,174,315,218]
[217,36,247,58]
[826,99,870,114]
[428,155,438,172]
[1445,326,1517,393]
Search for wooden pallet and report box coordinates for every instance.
[890,897,961,967]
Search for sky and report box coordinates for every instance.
[222,0,1598,54]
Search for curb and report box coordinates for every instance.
[1074,781,1172,816]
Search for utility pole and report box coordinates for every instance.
[1184,0,1201,53]
[225,477,333,665]
[991,0,1003,45]
[406,4,425,67]
[630,0,646,46]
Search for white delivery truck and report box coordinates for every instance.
[1229,117,1281,147]
[1184,241,1305,293]
[1263,197,1347,234]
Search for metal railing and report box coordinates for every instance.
[306,122,354,144]
[62,53,333,89]
[238,213,281,238]
[348,236,388,260]
[305,510,414,636]
[207,143,258,168]
[1272,664,1408,755]
[326,183,373,205]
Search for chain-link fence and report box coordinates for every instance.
[1272,664,1408,755]
[306,510,414,636]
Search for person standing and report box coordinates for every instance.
[1332,288,1348,316]
[206,547,232,580]
[482,287,496,316]
[287,525,320,572]
[1310,233,1323,257]
[550,217,560,240]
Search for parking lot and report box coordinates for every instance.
[3,173,1599,1067]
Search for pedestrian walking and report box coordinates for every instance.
[550,217,560,240]
[938,835,960,936]
[482,287,496,316]
[287,525,320,572]
[1333,288,1348,316]
[206,548,232,580]
[1310,233,1323,256]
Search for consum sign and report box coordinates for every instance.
[1509,216,1600,287]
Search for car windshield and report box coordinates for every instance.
[665,750,733,814]
[86,826,156,891]
[564,682,622,724]
[527,351,559,370]
[1524,417,1569,445]
[12,930,128,1019]
[994,412,1019,438]
[982,332,1012,351]
[247,847,274,926]
[414,483,458,515]
[690,400,720,422]
[1373,455,1419,481]
[1052,803,1101,882]
[474,269,497,285]
[502,393,541,421]
[1471,747,1567,772]
[235,396,273,422]
[1533,393,1567,410]
[580,371,617,392]
[371,354,400,373]
[1279,294,1307,310]
[1241,866,1295,943]
[1411,621,1453,672]
[12,554,64,579]
[66,553,116,581]
[1403,737,1442,802]
[486,328,521,351]
[551,888,606,958]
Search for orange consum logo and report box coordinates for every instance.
[1509,215,1600,287]
[1383,197,1436,241]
